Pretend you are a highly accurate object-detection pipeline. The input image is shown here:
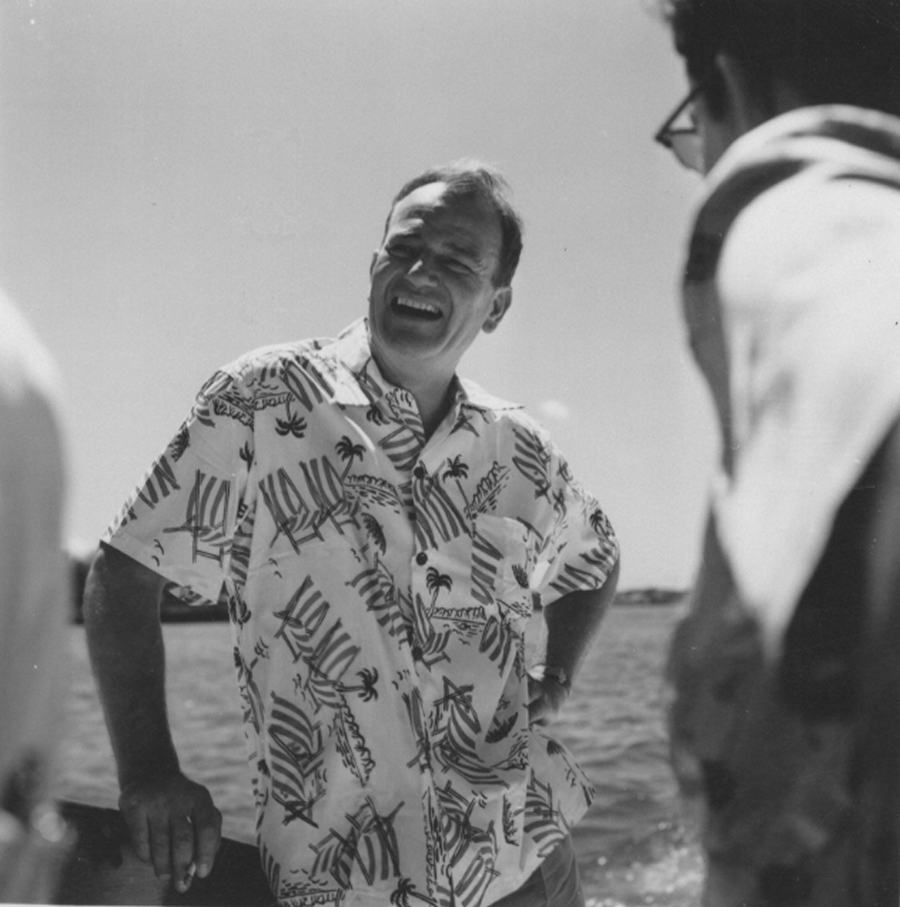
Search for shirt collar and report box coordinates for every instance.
[319,317,522,413]
[313,318,386,406]
[703,104,900,205]
[454,376,522,414]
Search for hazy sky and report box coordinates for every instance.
[0,0,715,588]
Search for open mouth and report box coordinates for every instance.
[391,295,442,321]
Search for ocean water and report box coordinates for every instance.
[58,604,704,906]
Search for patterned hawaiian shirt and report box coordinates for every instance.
[104,318,619,907]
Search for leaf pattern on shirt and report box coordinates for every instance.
[346,560,409,643]
[359,512,387,555]
[511,424,553,500]
[479,612,518,676]
[280,356,332,413]
[268,691,328,828]
[431,782,500,907]
[309,798,403,889]
[334,697,376,786]
[465,462,510,519]
[413,469,469,548]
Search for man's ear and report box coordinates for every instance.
[482,288,512,334]
[715,52,772,134]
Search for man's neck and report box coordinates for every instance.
[374,354,456,440]
[412,378,456,440]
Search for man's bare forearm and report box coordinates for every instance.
[83,544,222,886]
[543,559,620,684]
[83,543,179,788]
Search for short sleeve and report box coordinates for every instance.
[526,430,619,607]
[103,366,256,605]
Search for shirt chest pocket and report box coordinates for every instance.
[469,514,534,613]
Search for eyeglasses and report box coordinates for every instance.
[654,82,706,172]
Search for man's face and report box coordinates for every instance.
[368,181,511,385]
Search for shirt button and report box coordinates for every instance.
[413,464,426,480]
[415,552,428,566]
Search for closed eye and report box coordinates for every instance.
[442,257,473,274]
[387,242,417,259]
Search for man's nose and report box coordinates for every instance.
[406,254,438,284]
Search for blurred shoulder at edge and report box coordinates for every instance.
[0,290,72,900]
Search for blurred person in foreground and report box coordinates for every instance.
[652,1,900,904]
[84,161,620,906]
[0,292,71,900]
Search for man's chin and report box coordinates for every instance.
[379,337,454,384]
[379,322,443,353]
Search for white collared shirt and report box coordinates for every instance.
[105,319,618,907]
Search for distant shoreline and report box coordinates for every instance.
[614,588,687,607]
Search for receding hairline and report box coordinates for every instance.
[381,161,524,287]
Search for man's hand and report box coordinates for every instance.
[526,668,569,726]
[119,771,222,893]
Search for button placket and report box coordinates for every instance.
[410,463,430,598]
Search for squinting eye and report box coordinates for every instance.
[444,259,471,273]
[388,243,414,258]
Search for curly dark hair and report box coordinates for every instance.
[655,0,900,117]
[385,160,524,288]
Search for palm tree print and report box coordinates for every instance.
[425,566,452,608]
[337,667,379,702]
[366,403,387,426]
[443,454,470,508]
[275,401,308,438]
[390,877,438,907]
[335,435,366,479]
